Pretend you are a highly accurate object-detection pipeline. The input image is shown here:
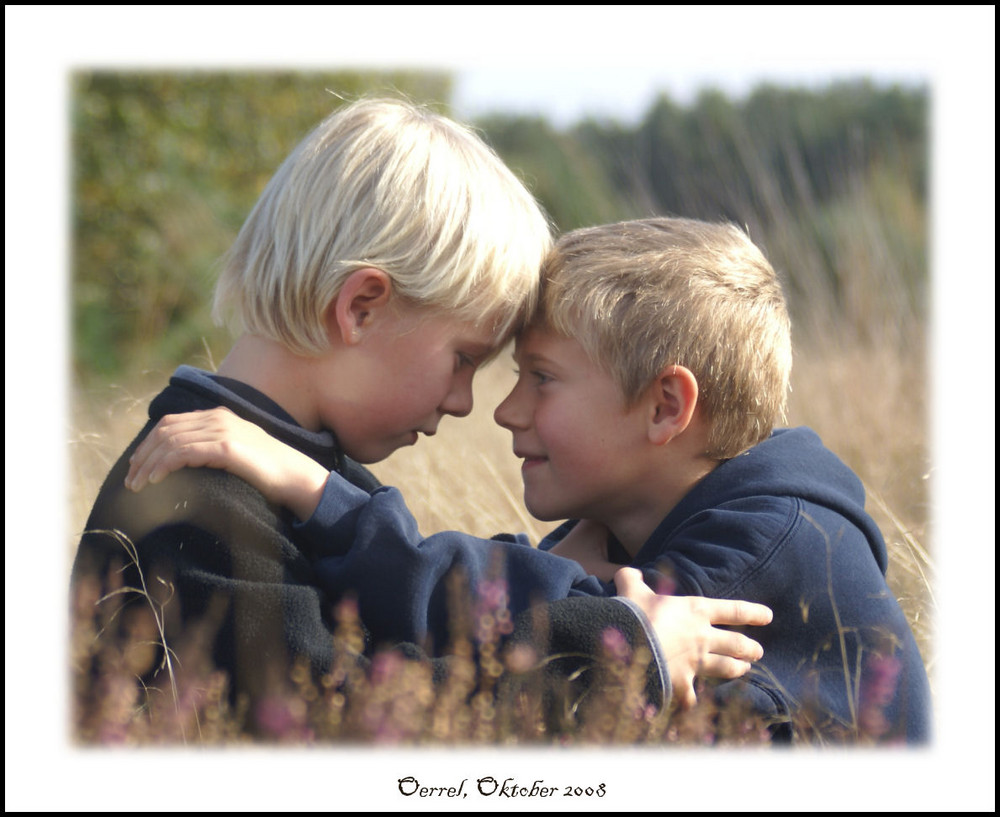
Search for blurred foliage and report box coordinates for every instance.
[564,81,928,344]
[72,73,927,384]
[72,71,452,382]
[475,114,634,229]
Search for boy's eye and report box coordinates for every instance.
[513,366,551,385]
[455,353,476,371]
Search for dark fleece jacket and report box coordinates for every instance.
[72,366,371,697]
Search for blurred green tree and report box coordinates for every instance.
[72,71,452,383]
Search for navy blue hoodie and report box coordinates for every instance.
[585,427,932,743]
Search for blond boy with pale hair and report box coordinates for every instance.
[76,103,769,712]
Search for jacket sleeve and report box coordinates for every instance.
[506,595,671,709]
[293,473,671,705]
[294,474,606,647]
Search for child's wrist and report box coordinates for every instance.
[280,462,330,522]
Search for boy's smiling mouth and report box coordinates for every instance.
[515,451,548,469]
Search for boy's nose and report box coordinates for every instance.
[494,385,526,430]
[441,376,474,418]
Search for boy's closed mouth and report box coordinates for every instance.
[403,430,428,446]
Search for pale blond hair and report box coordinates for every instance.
[214,98,551,351]
[538,218,792,459]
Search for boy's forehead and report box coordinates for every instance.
[407,307,503,350]
[513,326,555,353]
[513,326,581,359]
[470,320,513,355]
[512,326,621,386]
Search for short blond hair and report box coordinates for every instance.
[538,218,792,459]
[214,98,551,351]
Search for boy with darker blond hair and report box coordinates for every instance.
[76,102,769,711]
[496,218,930,741]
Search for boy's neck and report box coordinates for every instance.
[216,335,324,431]
[604,431,720,558]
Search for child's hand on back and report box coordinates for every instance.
[613,567,772,709]
[125,407,330,521]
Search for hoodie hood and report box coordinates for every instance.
[636,427,888,575]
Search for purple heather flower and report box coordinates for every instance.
[370,650,405,686]
[504,643,538,673]
[476,577,509,611]
[601,626,631,661]
[255,695,306,739]
[858,653,903,740]
[333,595,360,624]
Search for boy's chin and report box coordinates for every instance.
[344,432,419,464]
[523,496,570,523]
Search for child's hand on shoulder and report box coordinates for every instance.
[125,407,329,521]
[614,567,772,709]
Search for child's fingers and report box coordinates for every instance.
[612,566,647,597]
[696,597,773,628]
[126,427,174,490]
[614,569,773,631]
[126,418,188,488]
[729,599,773,627]
[129,412,216,467]
[672,676,698,710]
[125,412,235,491]
[126,431,196,491]
[132,436,217,489]
[714,629,764,663]
[697,654,753,680]
[708,629,765,663]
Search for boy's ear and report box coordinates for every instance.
[326,268,393,346]
[647,365,699,445]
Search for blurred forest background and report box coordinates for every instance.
[72,71,926,384]
[70,71,933,665]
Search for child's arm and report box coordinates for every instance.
[130,410,621,579]
[125,407,329,521]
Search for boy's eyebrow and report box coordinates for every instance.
[514,349,557,368]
